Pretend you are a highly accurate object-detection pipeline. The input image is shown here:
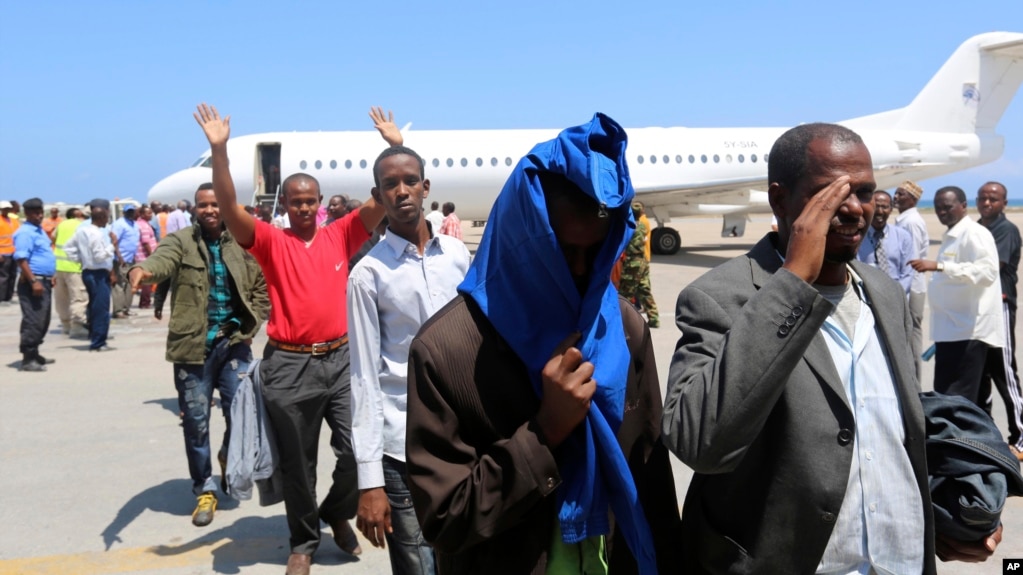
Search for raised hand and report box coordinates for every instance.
[369,106,403,147]
[782,175,851,284]
[194,103,231,147]
[536,332,597,448]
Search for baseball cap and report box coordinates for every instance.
[123,204,137,212]
[0,201,12,209]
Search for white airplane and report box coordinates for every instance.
[149,31,1023,255]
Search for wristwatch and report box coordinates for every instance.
[936,262,945,272]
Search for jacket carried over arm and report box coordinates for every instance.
[131,226,268,364]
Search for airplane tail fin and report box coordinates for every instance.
[845,32,1023,134]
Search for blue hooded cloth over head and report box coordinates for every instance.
[458,113,657,572]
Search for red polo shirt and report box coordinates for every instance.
[248,210,369,344]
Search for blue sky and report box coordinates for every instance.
[1,1,1021,205]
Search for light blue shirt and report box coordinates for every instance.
[13,221,57,276]
[816,270,924,575]
[112,217,140,263]
[347,230,471,489]
[856,224,914,295]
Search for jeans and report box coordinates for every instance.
[174,338,252,495]
[81,269,111,349]
[383,457,436,575]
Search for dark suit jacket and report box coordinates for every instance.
[662,233,936,574]
[406,294,682,575]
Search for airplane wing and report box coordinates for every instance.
[633,175,767,207]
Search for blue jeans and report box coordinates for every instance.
[174,338,252,495]
[81,269,111,349]
[383,457,435,575]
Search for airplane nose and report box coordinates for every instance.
[147,167,213,205]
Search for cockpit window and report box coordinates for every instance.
[191,154,213,168]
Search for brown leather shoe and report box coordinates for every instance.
[331,519,362,556]
[285,553,311,575]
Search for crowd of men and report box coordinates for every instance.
[5,106,1023,575]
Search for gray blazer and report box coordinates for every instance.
[662,234,936,574]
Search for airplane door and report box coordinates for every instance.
[255,143,281,208]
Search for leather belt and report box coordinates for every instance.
[268,335,348,356]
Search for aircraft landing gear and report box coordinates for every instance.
[652,227,680,255]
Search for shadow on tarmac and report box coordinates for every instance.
[101,478,240,550]
[149,516,360,574]
[144,397,183,418]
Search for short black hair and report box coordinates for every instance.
[873,189,892,201]
[768,123,864,190]
[936,185,967,204]
[281,173,320,197]
[196,182,214,192]
[373,145,425,188]
[22,198,43,211]
[65,207,80,219]
[431,201,439,210]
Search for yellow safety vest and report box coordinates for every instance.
[54,218,84,273]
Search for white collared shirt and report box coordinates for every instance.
[816,271,925,575]
[63,222,116,271]
[929,216,1005,348]
[347,230,471,489]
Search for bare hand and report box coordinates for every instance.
[936,523,1001,562]
[31,280,43,298]
[909,259,939,272]
[356,487,392,549]
[369,106,403,147]
[109,271,117,286]
[128,267,152,291]
[535,332,597,448]
[154,308,163,320]
[781,175,851,284]
[194,103,231,147]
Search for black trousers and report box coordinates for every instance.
[980,304,1023,448]
[934,339,991,408]
[18,278,52,362]
[260,342,359,556]
[0,255,17,302]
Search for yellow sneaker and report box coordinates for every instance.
[192,492,217,527]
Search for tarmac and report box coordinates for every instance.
[1,213,1021,574]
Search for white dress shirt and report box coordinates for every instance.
[425,210,444,233]
[347,230,471,489]
[894,207,929,295]
[929,216,1005,348]
[63,222,116,271]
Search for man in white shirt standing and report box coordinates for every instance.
[910,185,1005,408]
[348,145,470,574]
[424,201,443,233]
[894,180,930,376]
[64,199,118,352]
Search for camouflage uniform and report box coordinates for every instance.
[619,220,659,327]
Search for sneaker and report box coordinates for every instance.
[218,451,228,494]
[18,361,46,372]
[191,492,217,527]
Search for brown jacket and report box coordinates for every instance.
[406,295,682,574]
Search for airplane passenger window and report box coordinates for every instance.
[476,158,483,167]
[725,155,732,163]
[432,158,440,168]
[751,154,757,163]
[360,160,367,169]
[713,155,720,163]
[505,157,512,166]
[764,153,769,162]
[738,155,744,163]
[637,156,644,164]
[664,155,670,164]
[701,155,707,163]
[345,160,352,169]
[315,160,322,170]
[650,155,657,164]
[460,158,467,167]
[491,157,498,166]
[300,160,308,169]
[447,158,454,167]
[330,160,337,169]
[675,155,683,164]
[689,155,695,164]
